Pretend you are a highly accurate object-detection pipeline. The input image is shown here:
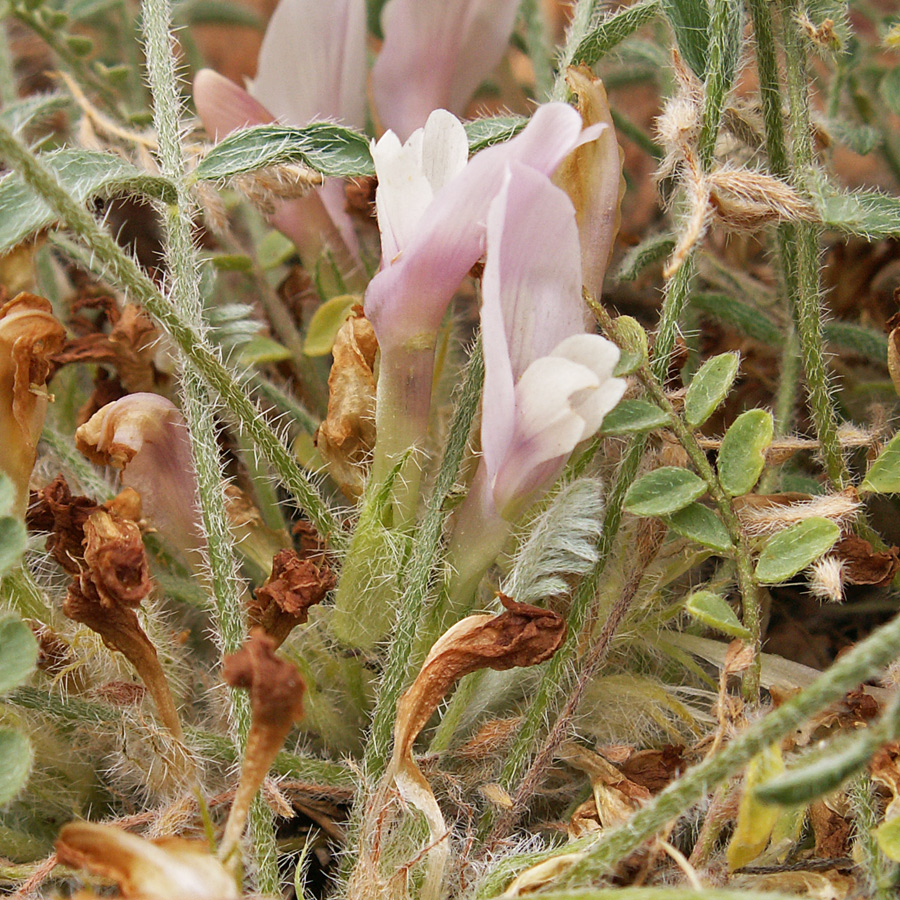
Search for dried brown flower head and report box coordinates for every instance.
[0,292,66,515]
[248,545,336,647]
[315,307,378,499]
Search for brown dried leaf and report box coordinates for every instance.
[393,595,566,763]
[314,308,377,499]
[810,799,851,859]
[888,327,900,397]
[724,639,755,675]
[833,535,900,587]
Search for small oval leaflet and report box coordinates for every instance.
[684,351,740,428]
[755,517,841,585]
[685,590,750,641]
[623,466,707,517]
[860,429,900,494]
[717,408,774,498]
[665,502,733,552]
[600,399,669,435]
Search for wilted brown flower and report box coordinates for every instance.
[314,308,377,499]
[76,393,201,553]
[554,66,624,304]
[383,595,566,900]
[56,821,239,899]
[248,543,336,648]
[27,474,101,574]
[0,292,66,516]
[219,631,305,866]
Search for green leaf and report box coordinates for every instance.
[684,352,740,428]
[192,124,375,182]
[209,253,253,272]
[755,518,841,585]
[823,321,887,365]
[0,92,71,136]
[827,119,881,156]
[717,409,773,498]
[0,615,38,694]
[0,518,26,577]
[659,0,710,78]
[686,590,750,641]
[256,230,296,269]
[570,0,660,68]
[806,172,900,239]
[755,732,878,806]
[691,292,781,345]
[0,730,32,805]
[616,232,674,282]
[624,467,707,517]
[880,67,900,118]
[304,294,359,357]
[0,149,174,252]
[665,503,733,552]
[464,117,526,153]
[612,316,649,376]
[876,816,900,862]
[861,430,900,494]
[236,336,292,366]
[600,399,669,435]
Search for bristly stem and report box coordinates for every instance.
[141,0,275,886]
[0,123,341,546]
[781,0,849,489]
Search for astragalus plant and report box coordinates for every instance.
[4,0,900,898]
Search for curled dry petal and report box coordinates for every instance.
[554,67,623,302]
[248,546,336,647]
[56,821,239,900]
[27,474,100,574]
[0,293,66,516]
[388,595,565,900]
[76,393,201,553]
[314,308,378,498]
[393,594,566,763]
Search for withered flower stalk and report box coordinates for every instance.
[31,476,185,744]
[248,526,336,648]
[219,631,305,867]
[0,293,66,516]
[63,505,186,743]
[385,595,566,900]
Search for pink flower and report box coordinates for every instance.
[372,0,520,140]
[364,104,601,353]
[479,164,626,519]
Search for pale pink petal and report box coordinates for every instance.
[373,110,469,262]
[365,104,592,350]
[193,68,272,139]
[249,0,367,129]
[373,0,520,140]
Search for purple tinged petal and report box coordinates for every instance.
[193,68,272,139]
[373,0,520,139]
[249,0,367,129]
[365,104,592,350]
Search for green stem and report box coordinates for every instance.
[369,341,436,529]
[0,22,17,108]
[560,605,900,883]
[142,0,275,882]
[0,128,340,544]
[849,774,900,900]
[781,0,849,488]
